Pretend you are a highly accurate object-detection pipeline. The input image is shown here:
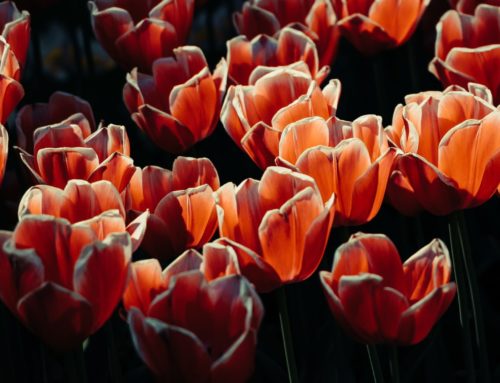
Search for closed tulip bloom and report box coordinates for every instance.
[18,180,147,251]
[16,91,96,152]
[0,215,132,350]
[123,46,228,153]
[385,84,500,215]
[89,0,194,72]
[215,166,335,292]
[18,122,135,192]
[0,1,30,68]
[320,233,456,345]
[227,27,329,85]
[0,124,7,186]
[0,37,23,124]
[429,5,500,103]
[449,0,500,15]
[234,0,339,66]
[277,115,396,226]
[333,0,430,55]
[124,156,220,259]
[221,66,341,169]
[124,251,263,383]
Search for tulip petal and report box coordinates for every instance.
[201,242,241,281]
[88,152,136,192]
[172,156,220,191]
[241,121,280,169]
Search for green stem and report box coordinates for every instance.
[105,320,124,383]
[389,345,400,383]
[63,344,87,383]
[448,213,476,383]
[456,212,490,383]
[276,287,299,383]
[366,344,384,383]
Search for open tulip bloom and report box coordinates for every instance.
[123,250,263,383]
[0,36,23,124]
[0,215,133,350]
[320,233,456,345]
[430,4,500,104]
[385,83,500,216]
[0,1,30,68]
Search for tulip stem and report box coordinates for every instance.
[276,287,299,383]
[105,319,124,383]
[366,344,384,383]
[448,213,476,383]
[455,212,490,383]
[372,56,387,118]
[389,345,399,383]
[63,344,87,383]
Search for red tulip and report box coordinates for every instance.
[0,36,23,124]
[385,84,500,215]
[215,166,335,292]
[277,115,396,226]
[123,251,263,383]
[0,123,6,186]
[18,179,147,251]
[89,0,195,72]
[234,0,339,66]
[320,233,456,345]
[429,5,500,103]
[123,46,228,153]
[0,1,29,68]
[0,215,132,350]
[16,91,96,152]
[18,122,135,192]
[221,65,341,169]
[333,0,430,55]
[227,27,329,85]
[448,0,500,14]
[124,156,220,259]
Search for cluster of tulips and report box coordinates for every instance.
[0,0,498,382]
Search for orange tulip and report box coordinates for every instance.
[0,215,132,350]
[124,251,263,382]
[227,27,329,85]
[320,233,456,345]
[215,166,335,292]
[234,0,339,66]
[429,5,500,103]
[0,1,30,68]
[277,115,396,226]
[124,156,220,259]
[333,0,430,55]
[221,65,341,169]
[123,46,228,153]
[18,121,135,192]
[89,0,194,72]
[0,123,6,186]
[0,36,23,124]
[16,91,96,152]
[386,84,500,215]
[448,0,500,14]
[18,179,147,251]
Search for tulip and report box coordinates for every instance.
[227,27,329,85]
[0,36,23,124]
[221,66,341,169]
[429,4,500,104]
[277,115,396,226]
[124,156,220,259]
[215,166,335,292]
[16,91,96,152]
[124,251,263,383]
[0,1,29,68]
[0,123,6,186]
[385,83,500,216]
[448,0,500,14]
[0,215,132,350]
[89,0,194,72]
[320,233,456,345]
[18,179,147,251]
[333,0,430,55]
[123,46,228,153]
[18,122,135,192]
[234,0,339,66]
